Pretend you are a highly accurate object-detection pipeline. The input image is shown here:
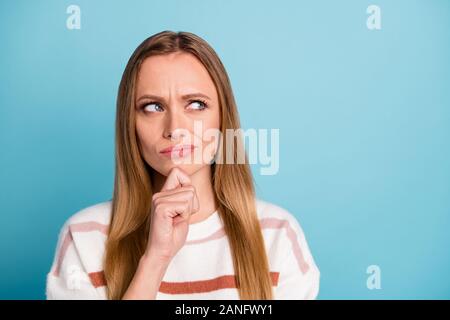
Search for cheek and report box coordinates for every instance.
[199,120,221,157]
[202,109,221,132]
[136,121,159,154]
[194,116,219,141]
[189,109,220,141]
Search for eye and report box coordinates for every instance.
[187,100,208,111]
[142,102,164,113]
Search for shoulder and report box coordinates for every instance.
[53,200,112,248]
[254,197,309,250]
[64,200,112,227]
[49,200,112,282]
[47,201,112,299]
[55,200,112,259]
[256,198,293,218]
[255,198,304,234]
[255,198,320,298]
[53,200,113,266]
[254,198,315,268]
[53,199,113,257]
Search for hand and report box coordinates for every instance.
[144,167,200,263]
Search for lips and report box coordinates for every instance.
[159,144,196,158]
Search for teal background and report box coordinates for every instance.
[1,0,449,299]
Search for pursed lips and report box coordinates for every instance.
[159,144,196,157]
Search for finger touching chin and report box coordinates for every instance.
[162,163,205,177]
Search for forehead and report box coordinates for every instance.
[136,52,217,99]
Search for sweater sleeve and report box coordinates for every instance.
[46,221,104,300]
[274,216,320,300]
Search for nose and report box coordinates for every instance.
[163,109,188,141]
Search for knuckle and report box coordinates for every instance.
[153,197,164,208]
[171,167,180,174]
[155,203,168,215]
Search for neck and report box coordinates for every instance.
[151,165,217,224]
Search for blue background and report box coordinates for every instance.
[0,0,449,299]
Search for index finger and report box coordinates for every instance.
[161,167,192,191]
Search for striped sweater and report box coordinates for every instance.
[46,198,320,299]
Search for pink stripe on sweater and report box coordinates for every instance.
[86,270,281,290]
[52,222,109,277]
[70,221,108,235]
[260,218,310,274]
[52,216,309,286]
[186,217,310,274]
[52,230,73,277]
[186,228,227,245]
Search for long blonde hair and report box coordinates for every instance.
[104,30,273,300]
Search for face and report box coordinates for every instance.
[135,52,221,177]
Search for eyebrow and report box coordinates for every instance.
[136,92,212,104]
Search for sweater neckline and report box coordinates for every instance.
[187,208,221,241]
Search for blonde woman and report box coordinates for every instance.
[46,31,320,300]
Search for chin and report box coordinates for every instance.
[159,162,207,177]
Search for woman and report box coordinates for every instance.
[46,30,320,300]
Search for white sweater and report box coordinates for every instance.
[46,198,320,300]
